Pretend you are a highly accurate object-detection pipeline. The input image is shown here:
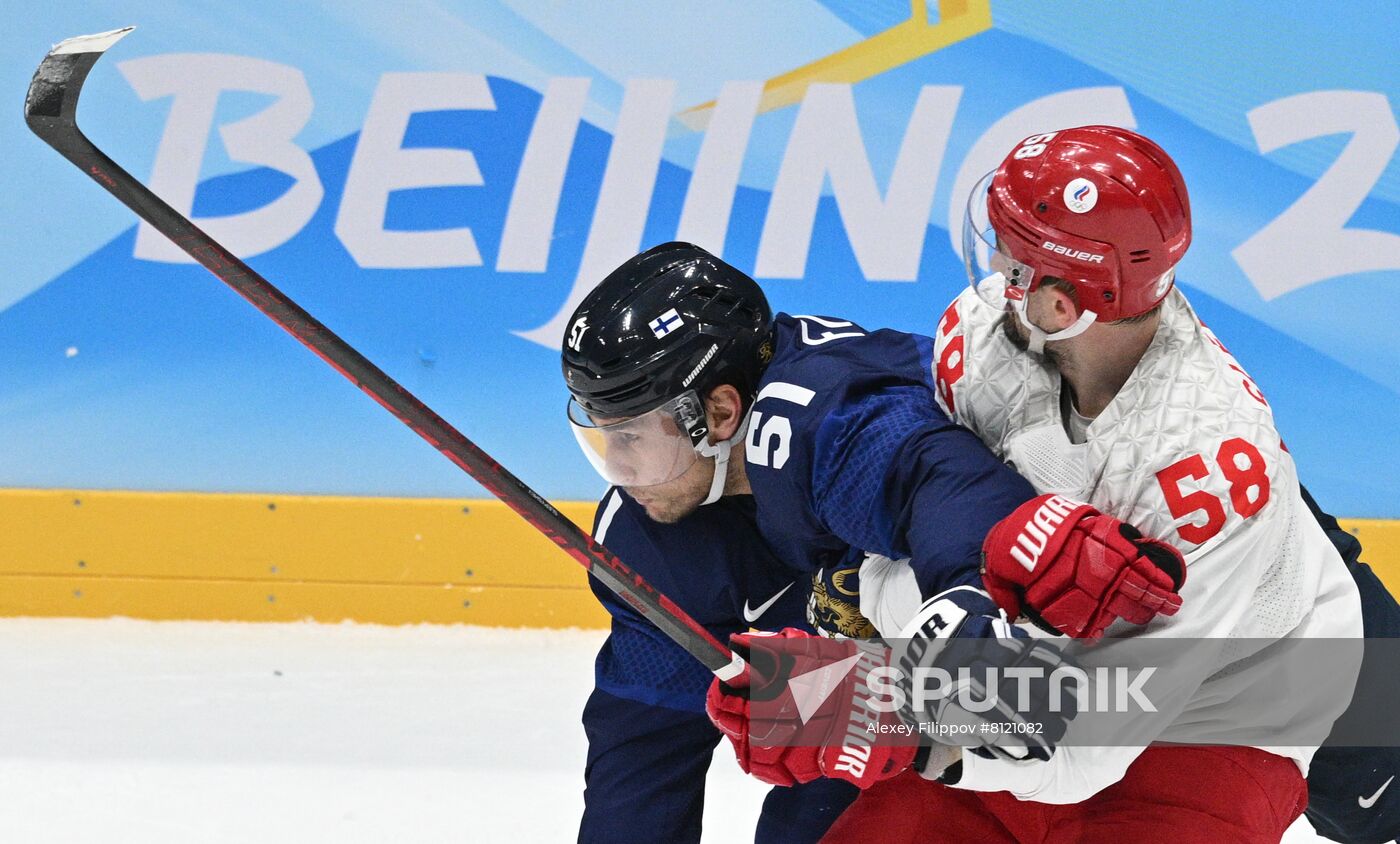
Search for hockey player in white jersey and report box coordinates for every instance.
[827,126,1367,843]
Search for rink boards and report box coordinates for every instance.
[0,489,606,627]
[0,488,1395,628]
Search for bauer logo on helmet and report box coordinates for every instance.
[1040,241,1105,263]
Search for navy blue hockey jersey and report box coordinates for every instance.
[744,313,1036,599]
[579,488,857,844]
[580,313,1038,842]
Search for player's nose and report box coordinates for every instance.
[608,458,640,486]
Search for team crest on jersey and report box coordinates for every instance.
[758,339,774,364]
[829,567,860,597]
[808,566,877,639]
[1063,177,1098,214]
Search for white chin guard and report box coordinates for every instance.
[695,412,751,506]
[1013,294,1098,354]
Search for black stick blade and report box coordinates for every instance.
[25,27,134,138]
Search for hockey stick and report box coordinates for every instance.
[25,27,742,680]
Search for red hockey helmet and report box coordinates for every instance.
[966,126,1191,323]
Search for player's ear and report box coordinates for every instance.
[1036,280,1081,331]
[704,384,744,442]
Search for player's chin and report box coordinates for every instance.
[628,487,703,524]
[626,464,712,523]
[998,311,1031,352]
[636,497,694,524]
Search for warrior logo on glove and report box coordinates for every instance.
[981,494,1186,638]
[706,611,1085,789]
[707,630,917,789]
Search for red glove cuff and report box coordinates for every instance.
[982,494,1096,614]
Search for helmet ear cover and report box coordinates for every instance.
[671,390,710,446]
[983,126,1191,322]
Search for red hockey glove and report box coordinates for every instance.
[705,629,916,789]
[982,494,1186,639]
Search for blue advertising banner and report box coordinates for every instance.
[2,1,1397,515]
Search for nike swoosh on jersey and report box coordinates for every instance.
[743,582,794,623]
[1360,775,1394,809]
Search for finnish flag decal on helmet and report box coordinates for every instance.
[650,308,684,338]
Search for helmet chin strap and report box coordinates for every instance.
[695,411,752,506]
[1009,286,1097,354]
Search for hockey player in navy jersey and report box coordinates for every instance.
[561,242,1188,797]
[577,483,859,843]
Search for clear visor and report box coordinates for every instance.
[568,391,707,488]
[962,171,1037,311]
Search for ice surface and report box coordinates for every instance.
[0,619,1330,842]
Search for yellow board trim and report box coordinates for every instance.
[0,488,1396,627]
[677,0,993,131]
[1339,519,1400,585]
[0,489,608,628]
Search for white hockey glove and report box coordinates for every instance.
[890,586,1078,764]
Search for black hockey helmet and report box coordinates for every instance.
[561,242,773,419]
[562,243,772,496]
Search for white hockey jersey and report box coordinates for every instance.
[909,287,1363,803]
